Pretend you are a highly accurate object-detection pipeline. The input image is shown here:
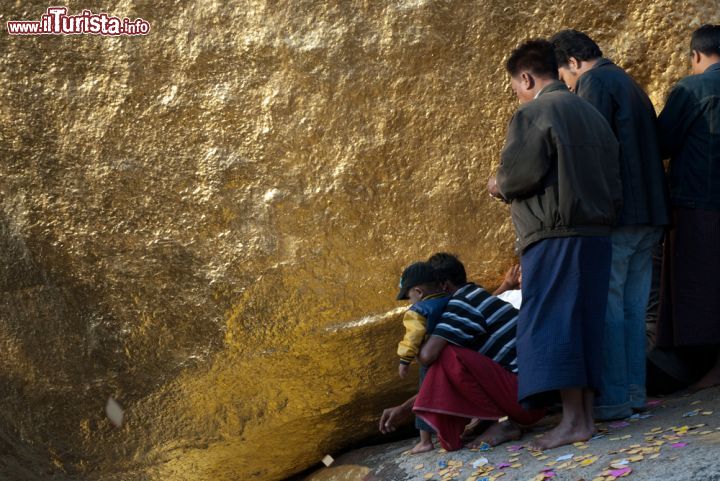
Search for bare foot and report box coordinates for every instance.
[583,390,596,436]
[461,418,492,442]
[587,417,598,437]
[409,439,434,454]
[529,420,592,451]
[688,370,720,393]
[468,421,522,448]
[688,353,720,393]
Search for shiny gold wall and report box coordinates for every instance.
[0,1,717,480]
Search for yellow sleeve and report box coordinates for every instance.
[397,309,427,365]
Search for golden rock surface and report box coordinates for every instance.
[0,1,717,480]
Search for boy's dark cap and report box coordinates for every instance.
[397,262,437,300]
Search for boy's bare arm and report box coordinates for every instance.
[418,335,448,366]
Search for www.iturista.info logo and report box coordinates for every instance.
[6,6,150,36]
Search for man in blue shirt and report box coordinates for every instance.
[550,29,669,421]
[656,24,720,392]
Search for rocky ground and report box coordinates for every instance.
[302,387,720,481]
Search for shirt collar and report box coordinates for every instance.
[591,57,613,69]
[423,292,448,301]
[705,62,720,73]
[452,282,479,298]
[536,80,568,99]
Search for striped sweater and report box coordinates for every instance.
[433,282,518,373]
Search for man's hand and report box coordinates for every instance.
[398,363,409,379]
[494,264,521,296]
[379,406,402,434]
[379,395,416,434]
[487,175,503,199]
[502,264,521,290]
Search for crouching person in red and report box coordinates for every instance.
[413,253,545,451]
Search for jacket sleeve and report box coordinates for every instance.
[658,83,700,159]
[397,309,427,365]
[496,110,552,200]
[576,74,614,126]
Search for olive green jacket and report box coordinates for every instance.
[497,81,622,253]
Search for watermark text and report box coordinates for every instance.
[7,7,150,36]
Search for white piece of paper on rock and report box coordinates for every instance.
[106,397,124,427]
[472,457,489,468]
[321,455,334,467]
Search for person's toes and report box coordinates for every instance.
[409,443,434,455]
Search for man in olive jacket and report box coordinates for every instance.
[488,39,622,450]
[550,29,669,421]
[656,24,720,392]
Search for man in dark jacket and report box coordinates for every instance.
[550,29,669,421]
[656,24,720,392]
[488,39,621,450]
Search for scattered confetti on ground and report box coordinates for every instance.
[308,390,720,481]
[401,411,716,481]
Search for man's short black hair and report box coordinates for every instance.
[691,24,720,57]
[550,29,603,67]
[427,252,467,286]
[505,39,559,80]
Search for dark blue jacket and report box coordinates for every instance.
[410,294,450,333]
[658,62,720,210]
[575,58,669,226]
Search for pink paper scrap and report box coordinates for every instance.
[609,467,633,477]
[609,421,630,429]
